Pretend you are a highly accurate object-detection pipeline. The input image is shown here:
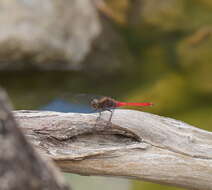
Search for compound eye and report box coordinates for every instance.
[90,99,98,108]
[92,99,98,104]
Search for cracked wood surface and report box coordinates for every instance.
[14,110,212,190]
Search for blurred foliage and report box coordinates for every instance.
[0,0,212,190]
[178,27,212,94]
[133,180,182,190]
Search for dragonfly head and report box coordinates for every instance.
[90,98,99,109]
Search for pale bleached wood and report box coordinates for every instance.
[14,110,212,190]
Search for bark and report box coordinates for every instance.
[0,88,70,190]
[14,109,212,190]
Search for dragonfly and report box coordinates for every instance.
[42,93,153,125]
[90,96,153,123]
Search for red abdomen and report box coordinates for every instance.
[116,101,153,107]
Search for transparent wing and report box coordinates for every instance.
[41,93,105,113]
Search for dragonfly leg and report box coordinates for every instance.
[97,110,102,120]
[105,109,115,127]
[94,110,102,127]
[108,109,114,123]
[95,109,114,127]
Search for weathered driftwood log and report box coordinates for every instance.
[15,110,212,190]
[0,89,70,190]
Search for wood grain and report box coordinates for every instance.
[14,110,212,190]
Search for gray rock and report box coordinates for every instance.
[0,0,100,70]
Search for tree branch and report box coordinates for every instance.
[14,110,212,190]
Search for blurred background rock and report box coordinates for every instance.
[0,0,212,190]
